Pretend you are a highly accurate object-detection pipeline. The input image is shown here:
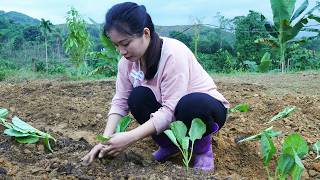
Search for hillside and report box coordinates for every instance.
[0,11,40,26]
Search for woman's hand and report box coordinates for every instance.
[81,143,106,166]
[99,131,137,157]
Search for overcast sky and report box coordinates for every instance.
[0,0,317,25]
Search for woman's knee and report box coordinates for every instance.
[174,92,227,133]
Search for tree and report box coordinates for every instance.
[39,18,53,73]
[233,11,270,68]
[214,12,232,49]
[64,7,91,70]
[169,31,192,47]
[257,0,320,72]
[23,26,41,42]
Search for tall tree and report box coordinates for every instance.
[64,7,91,70]
[257,0,320,72]
[233,11,270,67]
[39,18,53,73]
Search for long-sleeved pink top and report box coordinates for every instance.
[108,37,230,134]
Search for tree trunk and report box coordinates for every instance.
[45,37,48,73]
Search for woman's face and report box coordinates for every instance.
[108,28,150,62]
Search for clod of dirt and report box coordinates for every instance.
[0,167,7,175]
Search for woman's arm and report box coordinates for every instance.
[103,113,122,137]
[101,118,156,156]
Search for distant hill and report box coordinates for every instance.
[0,11,40,25]
[0,10,236,47]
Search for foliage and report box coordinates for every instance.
[258,52,272,72]
[236,126,282,143]
[228,103,250,113]
[96,115,132,143]
[286,43,318,70]
[164,118,206,171]
[88,33,120,77]
[268,106,296,123]
[197,49,236,73]
[169,31,192,47]
[233,11,270,67]
[313,140,320,160]
[64,7,91,69]
[258,0,320,72]
[0,108,56,152]
[276,133,308,180]
[39,18,54,73]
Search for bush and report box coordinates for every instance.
[48,64,66,74]
[0,69,5,81]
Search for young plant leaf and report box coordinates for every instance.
[312,140,320,160]
[268,106,296,123]
[164,130,180,148]
[228,103,250,113]
[0,108,8,118]
[188,118,206,142]
[15,136,40,144]
[276,154,295,180]
[96,134,110,143]
[290,149,305,180]
[260,133,276,167]
[116,116,132,133]
[236,126,281,143]
[181,136,190,152]
[282,133,308,158]
[170,121,187,145]
[4,128,31,137]
[44,136,54,153]
[12,116,37,132]
[0,118,13,129]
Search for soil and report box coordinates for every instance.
[0,72,319,179]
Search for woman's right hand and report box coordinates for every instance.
[80,143,107,166]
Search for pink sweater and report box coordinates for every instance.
[108,37,230,134]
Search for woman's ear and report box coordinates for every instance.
[143,28,151,39]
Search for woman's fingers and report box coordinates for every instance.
[81,144,105,165]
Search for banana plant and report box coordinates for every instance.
[256,0,320,72]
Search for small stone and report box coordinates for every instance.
[24,149,32,154]
[96,114,103,119]
[312,162,320,171]
[309,170,318,177]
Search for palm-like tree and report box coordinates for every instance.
[39,18,53,73]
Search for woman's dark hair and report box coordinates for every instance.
[104,2,162,80]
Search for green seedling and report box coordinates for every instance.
[238,127,308,180]
[164,118,206,171]
[312,140,320,160]
[0,108,56,152]
[228,103,250,113]
[96,115,132,143]
[275,133,309,180]
[268,106,296,123]
[236,126,282,144]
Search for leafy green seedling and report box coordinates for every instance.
[236,126,282,143]
[96,115,132,143]
[0,108,56,152]
[164,118,206,171]
[276,133,308,180]
[228,103,250,113]
[268,106,296,123]
[312,140,320,160]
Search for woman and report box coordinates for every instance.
[81,2,230,171]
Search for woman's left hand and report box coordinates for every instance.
[99,131,136,157]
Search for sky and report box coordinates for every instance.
[0,0,318,26]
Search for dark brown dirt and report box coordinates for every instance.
[0,72,319,179]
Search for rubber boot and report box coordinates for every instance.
[151,134,179,162]
[193,134,214,171]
